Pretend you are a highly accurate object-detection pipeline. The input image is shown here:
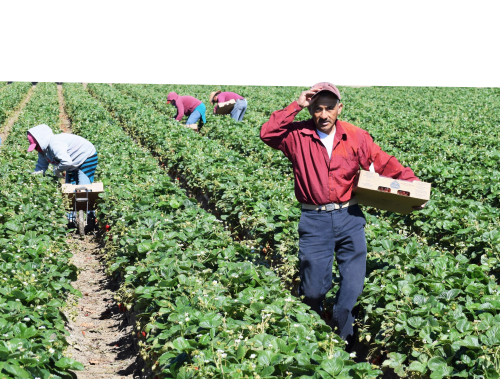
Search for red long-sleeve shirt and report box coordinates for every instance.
[170,95,202,121]
[260,101,419,205]
[213,92,244,114]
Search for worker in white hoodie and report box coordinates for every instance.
[27,124,98,185]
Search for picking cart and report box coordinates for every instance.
[62,182,104,236]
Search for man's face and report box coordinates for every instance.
[309,93,343,134]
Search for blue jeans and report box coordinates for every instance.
[186,103,207,125]
[186,110,202,125]
[297,204,367,341]
[230,99,247,121]
[65,170,91,185]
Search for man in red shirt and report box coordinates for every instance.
[260,82,421,349]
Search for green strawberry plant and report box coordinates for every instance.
[114,83,500,270]
[87,83,500,377]
[0,82,32,127]
[63,83,376,378]
[0,82,82,379]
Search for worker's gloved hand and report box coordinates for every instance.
[32,170,44,175]
[53,168,65,178]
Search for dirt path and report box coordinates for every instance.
[83,83,88,89]
[58,88,142,378]
[0,85,35,146]
[58,84,72,132]
[64,236,140,378]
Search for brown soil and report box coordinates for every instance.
[0,85,35,146]
[64,235,141,378]
[57,86,143,378]
[57,84,72,132]
[83,83,88,89]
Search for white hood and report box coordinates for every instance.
[28,124,54,151]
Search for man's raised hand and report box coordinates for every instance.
[297,88,322,109]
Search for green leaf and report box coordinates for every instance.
[414,294,427,305]
[427,356,446,371]
[236,345,246,360]
[55,357,85,370]
[169,198,181,208]
[408,360,427,373]
[270,353,284,366]
[19,325,37,339]
[257,350,273,366]
[294,352,310,365]
[429,364,453,379]
[387,352,407,365]
[198,313,222,329]
[461,335,481,348]
[177,367,194,379]
[320,358,344,376]
[4,221,21,232]
[261,366,274,376]
[456,319,472,333]
[137,242,152,253]
[3,362,31,378]
[438,289,460,301]
[407,316,424,329]
[172,337,191,351]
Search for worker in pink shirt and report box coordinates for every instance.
[167,92,206,131]
[209,91,248,121]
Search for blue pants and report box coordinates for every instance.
[186,110,202,125]
[186,103,207,125]
[230,99,247,121]
[297,204,367,341]
[65,170,91,185]
[66,153,98,185]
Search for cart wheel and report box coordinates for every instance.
[78,210,85,236]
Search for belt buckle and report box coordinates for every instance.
[325,203,336,212]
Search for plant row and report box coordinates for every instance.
[62,82,376,378]
[141,83,500,215]
[89,83,500,377]
[113,84,500,266]
[0,82,32,127]
[0,83,83,378]
[119,83,500,207]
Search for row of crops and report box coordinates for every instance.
[82,83,500,378]
[61,83,376,378]
[0,83,83,378]
[0,82,32,127]
[1,81,499,378]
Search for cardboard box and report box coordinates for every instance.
[62,182,104,212]
[215,99,236,115]
[354,171,431,214]
[62,182,104,194]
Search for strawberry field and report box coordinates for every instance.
[0,81,499,378]
[0,83,82,378]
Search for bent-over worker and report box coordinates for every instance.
[27,124,98,185]
[260,82,423,350]
[209,91,248,121]
[167,92,206,131]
